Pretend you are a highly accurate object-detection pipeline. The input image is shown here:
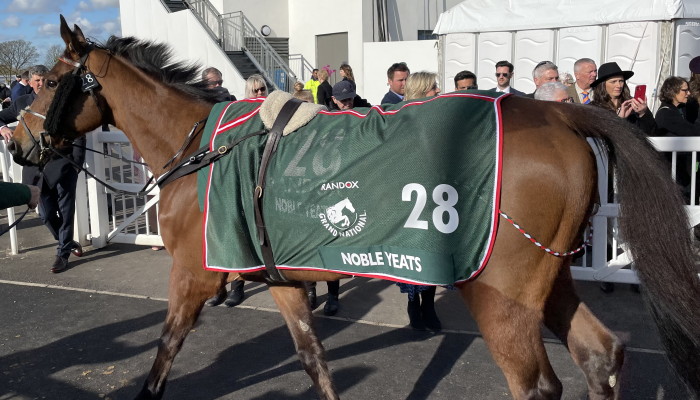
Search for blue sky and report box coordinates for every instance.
[0,0,121,62]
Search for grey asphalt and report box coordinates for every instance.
[0,212,689,399]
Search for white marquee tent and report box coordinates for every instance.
[433,0,700,106]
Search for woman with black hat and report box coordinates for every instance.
[590,62,655,135]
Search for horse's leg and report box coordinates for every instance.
[459,260,563,400]
[543,263,624,400]
[268,284,338,400]
[135,259,225,400]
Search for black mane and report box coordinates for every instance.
[101,36,223,103]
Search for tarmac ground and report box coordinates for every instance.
[0,212,691,399]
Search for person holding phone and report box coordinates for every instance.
[590,62,655,135]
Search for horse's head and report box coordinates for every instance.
[9,15,110,167]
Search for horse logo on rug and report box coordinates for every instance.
[319,198,367,237]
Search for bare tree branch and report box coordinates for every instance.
[43,44,64,67]
[0,40,39,83]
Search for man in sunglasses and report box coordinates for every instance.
[490,61,525,96]
[202,67,236,102]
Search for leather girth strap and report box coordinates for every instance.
[254,98,304,283]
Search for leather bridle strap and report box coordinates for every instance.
[254,98,303,284]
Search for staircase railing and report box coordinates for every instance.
[183,0,299,92]
[289,54,315,83]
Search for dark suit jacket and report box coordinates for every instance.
[490,87,526,96]
[10,82,31,101]
[381,91,403,104]
[0,92,86,188]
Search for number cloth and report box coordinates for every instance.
[197,92,506,285]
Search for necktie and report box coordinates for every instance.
[581,91,591,104]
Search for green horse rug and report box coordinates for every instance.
[197,91,506,285]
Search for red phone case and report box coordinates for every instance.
[634,85,646,100]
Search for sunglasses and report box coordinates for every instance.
[559,97,574,103]
[254,87,266,93]
[467,85,478,90]
[536,61,555,68]
[211,79,223,85]
[495,73,510,77]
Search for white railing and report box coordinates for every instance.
[86,128,163,249]
[289,54,315,84]
[3,131,700,282]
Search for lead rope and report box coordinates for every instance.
[499,210,592,257]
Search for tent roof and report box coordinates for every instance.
[433,0,700,34]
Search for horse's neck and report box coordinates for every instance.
[104,60,212,175]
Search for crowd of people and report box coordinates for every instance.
[4,54,700,332]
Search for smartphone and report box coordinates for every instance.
[634,84,647,101]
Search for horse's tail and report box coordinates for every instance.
[565,106,700,397]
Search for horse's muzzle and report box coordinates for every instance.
[8,138,38,166]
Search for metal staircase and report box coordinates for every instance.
[160,0,312,92]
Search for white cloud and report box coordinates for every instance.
[1,15,20,28]
[91,0,119,9]
[102,19,121,36]
[37,23,58,37]
[78,1,90,11]
[7,0,61,13]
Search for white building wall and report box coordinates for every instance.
[119,0,246,99]
[223,0,289,37]
[385,0,462,41]
[288,0,370,96]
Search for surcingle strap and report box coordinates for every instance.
[254,98,304,283]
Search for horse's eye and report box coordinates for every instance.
[46,80,58,88]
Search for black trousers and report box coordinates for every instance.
[39,169,78,259]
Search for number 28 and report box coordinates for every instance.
[402,183,459,234]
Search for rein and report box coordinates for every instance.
[0,208,30,237]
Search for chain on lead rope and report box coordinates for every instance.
[499,210,593,257]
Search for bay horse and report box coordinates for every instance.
[8,17,700,400]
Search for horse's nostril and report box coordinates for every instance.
[6,140,16,154]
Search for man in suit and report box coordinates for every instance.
[10,70,32,101]
[0,65,86,273]
[381,62,410,104]
[527,61,560,98]
[454,70,478,90]
[490,60,526,96]
[566,58,597,104]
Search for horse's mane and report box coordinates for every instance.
[99,36,224,103]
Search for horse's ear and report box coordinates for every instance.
[58,15,88,57]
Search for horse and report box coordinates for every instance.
[7,16,700,400]
[326,198,355,228]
